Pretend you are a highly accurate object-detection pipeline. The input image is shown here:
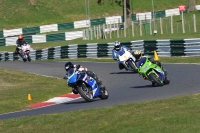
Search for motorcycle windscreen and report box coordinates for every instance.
[136,57,146,68]
[67,68,78,83]
[116,48,125,56]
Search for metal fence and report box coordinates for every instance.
[1,38,200,61]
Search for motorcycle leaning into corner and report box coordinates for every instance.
[136,56,170,87]
[115,48,138,73]
[18,43,31,62]
[65,67,109,102]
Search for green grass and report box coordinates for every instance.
[0,68,70,114]
[1,0,200,29]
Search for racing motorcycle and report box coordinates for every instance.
[19,43,31,62]
[66,68,109,102]
[116,48,137,72]
[136,56,170,86]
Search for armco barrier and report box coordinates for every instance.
[1,38,200,61]
[0,31,83,46]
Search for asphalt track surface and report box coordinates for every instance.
[1,61,200,120]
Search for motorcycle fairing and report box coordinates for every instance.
[67,68,101,97]
[116,48,125,56]
[153,68,165,82]
[136,57,147,68]
[84,76,101,97]
[67,68,78,84]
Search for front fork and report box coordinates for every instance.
[124,60,135,70]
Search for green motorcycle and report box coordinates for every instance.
[136,56,170,86]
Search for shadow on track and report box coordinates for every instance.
[110,71,137,74]
[130,84,165,88]
[61,99,102,105]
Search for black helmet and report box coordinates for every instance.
[114,41,121,51]
[65,62,74,71]
[133,50,142,60]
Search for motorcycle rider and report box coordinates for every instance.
[15,35,28,58]
[112,41,132,70]
[63,62,103,93]
[133,50,167,85]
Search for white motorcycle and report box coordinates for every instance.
[19,43,31,62]
[116,49,138,72]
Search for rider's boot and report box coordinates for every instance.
[143,76,147,80]
[63,75,68,79]
[28,55,31,62]
[118,64,123,70]
[71,87,78,94]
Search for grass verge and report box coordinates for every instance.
[0,93,200,133]
[0,68,70,114]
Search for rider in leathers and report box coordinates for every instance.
[63,62,103,94]
[15,35,28,58]
[112,41,131,70]
[133,50,168,86]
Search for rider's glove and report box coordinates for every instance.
[63,75,68,79]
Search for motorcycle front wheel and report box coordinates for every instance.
[78,83,93,102]
[127,61,138,73]
[149,72,164,86]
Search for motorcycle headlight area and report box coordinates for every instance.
[141,65,150,73]
[123,55,128,60]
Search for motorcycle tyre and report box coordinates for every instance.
[164,76,170,84]
[149,73,164,86]
[99,86,109,100]
[78,83,93,102]
[23,58,27,62]
[28,57,31,62]
[127,61,138,73]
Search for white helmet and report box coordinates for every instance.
[114,41,121,51]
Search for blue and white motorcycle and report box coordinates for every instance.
[116,48,138,72]
[66,68,109,102]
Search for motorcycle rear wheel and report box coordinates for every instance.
[164,76,170,84]
[149,73,164,86]
[99,86,109,100]
[78,83,93,102]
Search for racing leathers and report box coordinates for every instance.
[15,39,28,55]
[63,65,103,94]
[112,45,130,70]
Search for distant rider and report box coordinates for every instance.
[112,41,132,70]
[63,62,103,93]
[15,35,28,58]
